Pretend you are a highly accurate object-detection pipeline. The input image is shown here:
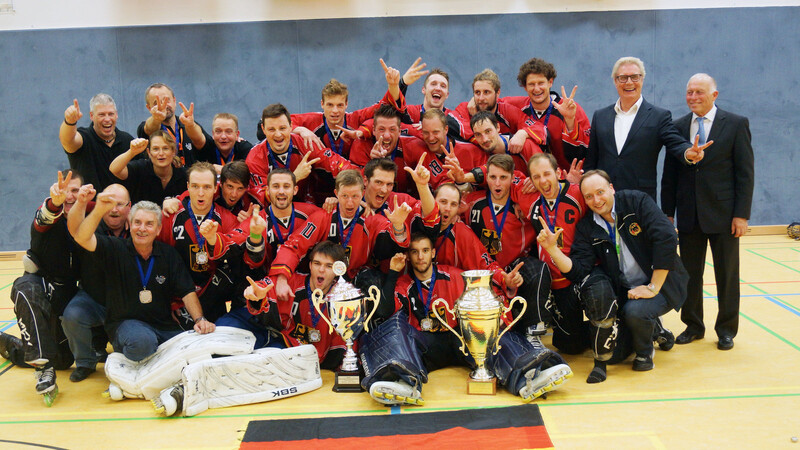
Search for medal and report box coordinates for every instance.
[139,289,152,304]
[135,255,155,304]
[420,317,433,331]
[308,329,321,343]
[486,192,510,254]
[196,250,208,265]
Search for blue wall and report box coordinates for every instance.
[1,7,796,250]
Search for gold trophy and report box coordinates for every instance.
[311,261,380,392]
[433,269,526,395]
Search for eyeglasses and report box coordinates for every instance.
[615,74,642,83]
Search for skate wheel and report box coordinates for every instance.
[105,384,124,401]
[42,386,58,407]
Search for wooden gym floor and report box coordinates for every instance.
[0,233,798,449]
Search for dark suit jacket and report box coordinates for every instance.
[661,108,754,234]
[564,190,688,311]
[586,98,691,200]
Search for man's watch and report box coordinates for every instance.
[646,283,658,294]
[194,316,207,323]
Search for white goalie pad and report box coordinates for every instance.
[104,327,256,400]
[178,344,322,416]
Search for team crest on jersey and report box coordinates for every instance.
[629,223,642,236]
[155,275,166,285]
[185,143,192,151]
[189,243,209,272]
[290,323,311,344]
[555,226,564,248]
[480,228,502,255]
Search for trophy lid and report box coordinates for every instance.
[325,261,362,302]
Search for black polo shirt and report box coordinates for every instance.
[194,131,253,165]
[124,159,187,205]
[66,125,135,191]
[77,222,130,307]
[137,120,199,167]
[92,235,195,338]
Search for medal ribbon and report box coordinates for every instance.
[268,205,295,245]
[412,266,437,315]
[186,198,215,251]
[323,116,346,156]
[267,141,293,169]
[306,277,325,328]
[602,218,621,257]
[486,191,511,242]
[436,224,453,255]
[215,146,235,166]
[135,255,155,290]
[336,206,361,252]
[161,123,184,164]
[541,182,563,232]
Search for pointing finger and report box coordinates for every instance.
[379,58,390,73]
[417,152,426,169]
[252,205,260,218]
[538,216,551,232]
[511,261,524,275]
[73,99,80,112]
[246,276,259,288]
[308,157,321,166]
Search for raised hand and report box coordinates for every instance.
[685,135,714,164]
[50,170,73,207]
[178,102,195,127]
[94,190,118,214]
[237,203,255,223]
[322,196,338,213]
[536,216,563,252]
[64,99,83,125]
[380,58,401,88]
[149,96,168,123]
[293,151,321,181]
[129,138,149,156]
[564,158,584,184]
[443,149,467,183]
[503,261,525,289]
[404,153,431,186]
[334,125,363,143]
[76,184,96,204]
[389,253,407,272]
[402,57,429,86]
[244,275,273,302]
[199,219,219,246]
[249,205,266,240]
[369,141,389,160]
[552,85,579,127]
[387,196,412,231]
[162,198,181,216]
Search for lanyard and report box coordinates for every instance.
[540,182,563,232]
[412,267,437,315]
[486,192,511,241]
[436,224,453,255]
[215,146,234,166]
[531,97,554,127]
[602,218,621,257]
[305,277,325,328]
[268,205,295,245]
[500,135,509,155]
[186,199,214,250]
[161,123,184,163]
[323,116,346,156]
[136,255,155,290]
[336,206,361,251]
[267,142,293,170]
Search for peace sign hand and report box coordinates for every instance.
[552,85,579,123]
[402,57,429,86]
[685,135,714,164]
[178,102,195,127]
[50,170,74,207]
[536,216,563,252]
[293,151,320,181]
[149,96,168,123]
[404,153,431,186]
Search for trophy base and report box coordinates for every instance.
[466,377,497,395]
[333,370,364,392]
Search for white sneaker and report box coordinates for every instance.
[369,380,424,406]
[519,363,572,402]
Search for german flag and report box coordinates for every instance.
[240,404,553,449]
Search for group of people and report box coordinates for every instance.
[0,54,754,411]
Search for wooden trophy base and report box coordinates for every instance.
[333,370,364,392]
[466,377,497,395]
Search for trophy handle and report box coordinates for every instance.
[362,285,381,333]
[493,295,528,355]
[311,288,334,334]
[432,298,468,356]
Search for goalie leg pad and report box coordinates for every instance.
[104,326,256,400]
[577,271,619,361]
[177,344,322,417]
[512,257,553,328]
[359,312,427,392]
[488,329,568,396]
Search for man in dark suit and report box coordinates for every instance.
[586,57,710,200]
[661,73,754,351]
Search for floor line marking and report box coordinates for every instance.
[747,249,800,275]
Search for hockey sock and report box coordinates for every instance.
[586,360,607,384]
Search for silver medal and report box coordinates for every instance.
[139,289,152,304]
[196,250,208,265]
[308,329,321,343]
[421,317,433,331]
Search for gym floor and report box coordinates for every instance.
[0,234,798,449]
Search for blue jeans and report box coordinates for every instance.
[60,290,105,369]
[622,294,672,356]
[216,307,286,349]
[112,320,182,362]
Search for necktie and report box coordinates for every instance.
[696,116,706,145]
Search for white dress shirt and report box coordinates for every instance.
[593,205,648,287]
[613,96,644,154]
[690,104,717,143]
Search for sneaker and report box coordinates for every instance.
[35,366,57,394]
[70,366,96,382]
[632,349,655,371]
[0,332,21,360]
[519,364,573,402]
[369,381,424,406]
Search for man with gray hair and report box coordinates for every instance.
[661,73,754,351]
[69,187,215,363]
[585,57,711,200]
[60,93,136,190]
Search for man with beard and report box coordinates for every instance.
[359,234,571,406]
[60,94,135,191]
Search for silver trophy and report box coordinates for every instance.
[311,261,380,392]
[433,269,526,395]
